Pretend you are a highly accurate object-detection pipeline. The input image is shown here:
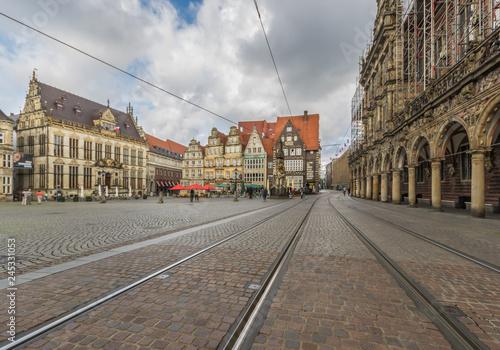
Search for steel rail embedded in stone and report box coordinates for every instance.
[328,196,488,350]
[0,200,305,350]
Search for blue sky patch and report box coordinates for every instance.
[140,0,202,24]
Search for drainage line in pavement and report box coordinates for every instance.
[328,197,488,350]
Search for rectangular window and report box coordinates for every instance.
[296,148,301,155]
[84,167,92,189]
[39,164,46,188]
[54,135,63,157]
[39,134,46,156]
[138,151,143,167]
[2,176,11,194]
[131,150,137,166]
[268,162,273,169]
[69,166,78,189]
[287,127,292,132]
[70,138,79,158]
[123,170,129,189]
[28,136,34,154]
[290,148,295,156]
[95,143,102,160]
[137,174,143,189]
[286,136,292,142]
[123,149,129,164]
[460,146,472,180]
[54,164,63,188]
[84,141,92,160]
[18,137,24,152]
[3,154,12,168]
[114,147,121,162]
[130,170,136,189]
[284,149,288,156]
[105,145,112,159]
[27,168,34,188]
[0,133,3,144]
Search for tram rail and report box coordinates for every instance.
[0,198,313,350]
[328,194,493,350]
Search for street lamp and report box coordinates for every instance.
[233,168,239,202]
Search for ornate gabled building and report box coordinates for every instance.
[349,0,500,217]
[242,124,269,187]
[272,111,321,193]
[223,126,245,184]
[0,110,15,201]
[145,134,186,194]
[204,127,227,184]
[181,139,205,187]
[15,72,149,199]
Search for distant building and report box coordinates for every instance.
[181,139,205,187]
[15,72,148,199]
[332,149,350,189]
[145,134,186,194]
[0,110,15,201]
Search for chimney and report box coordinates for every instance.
[304,110,308,123]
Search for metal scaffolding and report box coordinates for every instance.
[351,78,364,153]
[397,0,500,106]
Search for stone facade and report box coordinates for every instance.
[181,139,204,187]
[0,110,15,201]
[332,149,351,188]
[15,73,149,199]
[243,125,268,187]
[349,0,500,217]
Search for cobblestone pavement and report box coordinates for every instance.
[1,192,498,349]
[0,199,296,337]
[252,195,451,350]
[333,193,500,349]
[18,199,313,349]
[0,198,278,276]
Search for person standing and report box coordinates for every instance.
[37,190,43,204]
[27,189,32,204]
[343,187,346,196]
[301,188,305,199]
[21,189,27,205]
[190,188,194,202]
[195,190,199,201]
[290,188,295,199]
[262,188,268,201]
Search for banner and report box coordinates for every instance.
[13,153,33,169]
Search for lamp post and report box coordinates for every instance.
[97,171,109,203]
[233,168,239,202]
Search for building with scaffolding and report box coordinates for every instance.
[350,0,500,217]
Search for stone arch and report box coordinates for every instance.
[434,117,470,158]
[373,154,382,174]
[409,134,432,164]
[381,152,391,172]
[475,93,500,148]
[393,145,408,169]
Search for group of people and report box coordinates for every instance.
[288,187,306,199]
[189,189,199,202]
[343,186,351,196]
[21,189,45,205]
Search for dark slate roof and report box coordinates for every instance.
[38,82,141,139]
[0,109,14,123]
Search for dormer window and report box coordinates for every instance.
[55,100,63,110]
[74,105,82,115]
[61,95,67,101]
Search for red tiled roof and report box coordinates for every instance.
[217,131,228,145]
[276,113,320,151]
[262,137,274,157]
[145,133,187,155]
[38,82,142,139]
[165,139,187,154]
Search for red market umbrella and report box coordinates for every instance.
[170,184,187,190]
[201,184,216,191]
[187,183,203,190]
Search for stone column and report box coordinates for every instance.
[381,172,388,202]
[431,158,443,211]
[372,174,379,201]
[408,165,417,207]
[392,169,401,204]
[356,177,360,197]
[366,175,372,200]
[361,176,366,198]
[471,149,485,218]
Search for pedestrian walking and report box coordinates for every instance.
[300,188,305,199]
[27,189,32,204]
[190,189,194,202]
[347,187,350,196]
[343,187,346,196]
[290,188,295,199]
[195,190,199,201]
[262,188,268,201]
[37,190,43,204]
[45,193,48,202]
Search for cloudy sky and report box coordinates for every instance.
[0,0,376,170]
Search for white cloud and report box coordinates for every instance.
[0,0,376,161]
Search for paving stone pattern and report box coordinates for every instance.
[20,200,314,349]
[332,196,500,349]
[0,199,277,276]
[252,196,452,350]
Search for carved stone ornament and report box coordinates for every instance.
[476,70,500,94]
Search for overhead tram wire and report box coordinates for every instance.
[0,12,254,133]
[253,0,293,117]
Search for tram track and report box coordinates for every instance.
[328,194,495,350]
[0,198,318,350]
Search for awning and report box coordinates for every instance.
[161,180,166,187]
[168,181,173,187]
[156,181,160,187]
